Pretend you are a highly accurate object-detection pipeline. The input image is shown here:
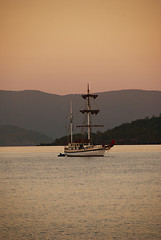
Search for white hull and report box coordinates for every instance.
[64,146,106,157]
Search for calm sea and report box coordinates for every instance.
[0,145,161,240]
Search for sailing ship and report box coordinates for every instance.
[64,84,115,157]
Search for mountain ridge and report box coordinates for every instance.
[0,89,161,139]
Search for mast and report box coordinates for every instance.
[70,100,73,144]
[87,84,91,143]
[77,84,103,145]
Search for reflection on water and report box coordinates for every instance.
[0,145,161,240]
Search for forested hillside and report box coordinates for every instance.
[51,115,161,145]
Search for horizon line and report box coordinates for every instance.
[0,88,161,96]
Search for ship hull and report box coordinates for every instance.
[64,146,106,157]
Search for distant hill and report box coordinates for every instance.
[0,89,161,139]
[51,115,161,145]
[0,125,53,146]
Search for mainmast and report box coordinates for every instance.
[87,84,90,142]
[70,100,73,144]
[77,84,103,145]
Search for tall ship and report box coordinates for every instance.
[64,85,115,157]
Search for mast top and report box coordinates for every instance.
[81,84,98,99]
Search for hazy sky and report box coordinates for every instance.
[0,0,161,94]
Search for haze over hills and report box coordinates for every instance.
[0,89,161,139]
[0,125,53,146]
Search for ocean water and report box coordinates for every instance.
[0,145,161,240]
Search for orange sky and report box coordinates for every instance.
[0,0,161,94]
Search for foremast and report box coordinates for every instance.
[77,84,103,145]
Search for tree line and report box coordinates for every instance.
[41,115,161,145]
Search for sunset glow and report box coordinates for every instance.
[0,0,161,94]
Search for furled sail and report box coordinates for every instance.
[81,94,98,99]
[80,110,99,114]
